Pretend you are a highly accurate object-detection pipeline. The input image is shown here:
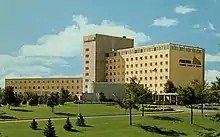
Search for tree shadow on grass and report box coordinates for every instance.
[137,124,186,137]
[67,129,80,132]
[0,115,17,119]
[54,112,76,117]
[194,124,215,131]
[150,116,184,123]
[10,108,33,112]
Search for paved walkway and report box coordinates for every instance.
[0,110,183,124]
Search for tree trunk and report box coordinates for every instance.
[190,103,193,124]
[52,106,54,113]
[142,103,144,116]
[201,103,204,116]
[129,106,132,126]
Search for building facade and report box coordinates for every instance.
[82,34,205,94]
[105,43,204,93]
[5,77,83,95]
[83,34,134,93]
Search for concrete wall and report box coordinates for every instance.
[82,82,125,101]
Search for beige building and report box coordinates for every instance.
[83,34,134,93]
[5,77,83,95]
[83,34,205,93]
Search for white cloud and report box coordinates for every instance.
[192,24,200,29]
[216,33,220,38]
[174,6,197,14]
[0,55,69,87]
[151,17,178,27]
[205,53,220,62]
[205,70,220,82]
[19,15,151,57]
[208,21,215,30]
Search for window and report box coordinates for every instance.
[165,68,168,72]
[131,64,133,68]
[106,73,108,76]
[85,73,89,76]
[155,62,157,66]
[135,71,138,74]
[85,60,89,63]
[165,54,168,57]
[85,85,88,88]
[42,86,45,89]
[131,71,133,74]
[114,72,116,75]
[106,67,108,70]
[85,54,89,57]
[110,73,112,76]
[160,54,163,58]
[155,55,157,58]
[155,76,157,80]
[38,86,40,89]
[145,56,147,59]
[106,61,108,63]
[135,57,138,60]
[155,84,157,87]
[165,76,168,79]
[140,64,143,67]
[160,62,163,65]
[85,79,89,82]
[131,58,133,61]
[126,58,129,61]
[85,67,89,70]
[150,56,152,59]
[140,77,143,81]
[110,66,112,69]
[160,69,163,72]
[145,77,147,80]
[150,84,152,87]
[135,64,138,67]
[110,79,112,82]
[150,77,152,80]
[145,63,147,66]
[160,76,163,79]
[140,70,142,74]
[85,48,89,51]
[140,57,143,60]
[150,63,152,66]
[145,70,147,73]
[160,84,163,87]
[165,61,168,65]
[114,60,116,62]
[114,66,116,69]
[33,86,35,89]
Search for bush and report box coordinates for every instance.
[12,96,22,106]
[76,113,85,127]
[63,117,73,131]
[74,101,116,105]
[22,97,27,105]
[29,119,38,130]
[29,94,39,106]
[139,106,174,112]
[185,105,218,110]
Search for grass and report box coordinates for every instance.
[0,113,220,137]
[0,103,137,119]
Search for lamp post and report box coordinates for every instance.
[77,94,80,115]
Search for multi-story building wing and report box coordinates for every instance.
[83,34,134,93]
[104,43,204,93]
[5,77,83,95]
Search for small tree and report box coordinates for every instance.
[29,119,38,130]
[47,93,59,112]
[2,86,15,109]
[59,88,71,105]
[63,117,73,131]
[164,80,177,93]
[29,94,39,106]
[99,92,107,102]
[75,113,85,127]
[43,119,57,137]
[115,76,140,126]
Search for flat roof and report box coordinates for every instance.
[5,77,82,80]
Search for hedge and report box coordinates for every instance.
[186,105,218,110]
[73,101,116,105]
[140,107,174,112]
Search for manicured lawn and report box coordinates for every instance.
[0,113,219,137]
[0,103,136,119]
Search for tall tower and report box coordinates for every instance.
[82,34,134,93]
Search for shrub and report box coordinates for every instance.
[186,105,218,110]
[76,113,85,127]
[63,117,73,131]
[22,97,27,105]
[29,119,38,130]
[139,107,174,112]
[29,94,39,106]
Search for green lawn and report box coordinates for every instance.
[0,103,136,119]
[0,113,219,137]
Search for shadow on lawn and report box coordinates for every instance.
[137,124,186,137]
[194,124,215,131]
[150,116,184,123]
[0,115,17,119]
[10,108,33,112]
[67,129,80,132]
[54,112,76,117]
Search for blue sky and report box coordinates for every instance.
[0,0,220,86]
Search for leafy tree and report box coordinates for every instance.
[2,86,15,109]
[164,80,177,93]
[177,86,196,124]
[24,92,35,102]
[190,79,209,115]
[72,95,79,102]
[75,113,85,127]
[115,76,140,126]
[136,86,153,116]
[63,117,73,131]
[43,118,57,137]
[99,92,107,102]
[47,93,59,112]
[59,88,71,105]
[29,119,38,130]
[12,94,22,106]
[210,77,220,90]
[29,94,39,106]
